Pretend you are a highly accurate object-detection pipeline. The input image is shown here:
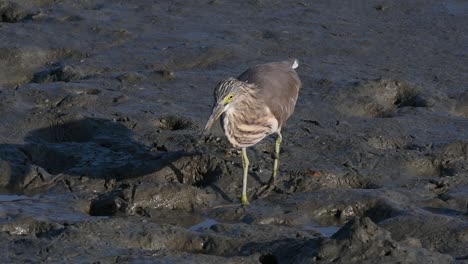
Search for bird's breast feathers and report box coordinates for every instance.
[222,106,278,148]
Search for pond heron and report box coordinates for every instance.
[203,59,301,205]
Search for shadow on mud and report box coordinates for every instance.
[0,118,221,194]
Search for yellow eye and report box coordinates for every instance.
[224,94,234,104]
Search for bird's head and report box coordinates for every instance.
[202,78,251,135]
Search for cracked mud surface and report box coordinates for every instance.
[0,0,467,263]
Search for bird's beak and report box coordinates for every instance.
[203,103,225,135]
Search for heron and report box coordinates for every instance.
[203,59,301,205]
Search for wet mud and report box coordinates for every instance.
[0,0,467,263]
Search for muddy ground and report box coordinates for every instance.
[0,0,467,263]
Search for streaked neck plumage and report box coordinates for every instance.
[221,82,278,148]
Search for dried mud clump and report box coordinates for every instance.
[32,65,84,83]
[270,217,453,263]
[89,181,216,215]
[282,169,377,193]
[135,153,225,187]
[89,189,127,216]
[0,1,33,23]
[380,213,468,259]
[116,72,147,84]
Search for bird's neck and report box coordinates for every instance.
[232,89,262,110]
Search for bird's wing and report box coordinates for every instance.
[237,59,301,127]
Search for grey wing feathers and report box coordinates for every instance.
[237,59,301,127]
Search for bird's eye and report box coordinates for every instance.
[224,94,234,104]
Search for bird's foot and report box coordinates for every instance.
[241,194,250,205]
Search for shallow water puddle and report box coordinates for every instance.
[189,218,218,231]
[302,223,340,237]
[314,226,340,237]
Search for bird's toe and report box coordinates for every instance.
[254,184,276,199]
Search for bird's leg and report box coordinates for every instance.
[270,132,283,185]
[241,147,250,205]
[255,132,282,199]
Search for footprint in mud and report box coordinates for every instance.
[405,156,441,178]
[434,140,468,177]
[162,154,225,187]
[157,114,197,131]
[452,91,468,117]
[338,79,428,118]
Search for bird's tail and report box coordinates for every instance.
[291,59,299,69]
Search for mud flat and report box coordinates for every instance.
[0,0,467,263]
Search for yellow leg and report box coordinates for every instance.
[271,132,282,184]
[255,132,282,199]
[241,147,249,205]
